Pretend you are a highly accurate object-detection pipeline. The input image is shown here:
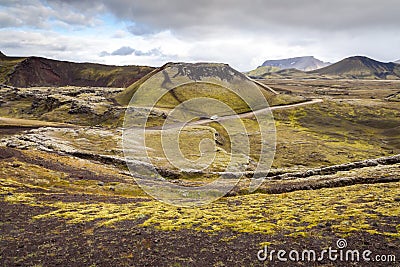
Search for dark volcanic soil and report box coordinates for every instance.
[1,197,399,267]
[0,126,37,137]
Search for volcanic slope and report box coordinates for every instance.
[0,51,155,87]
[310,56,400,79]
[115,62,287,115]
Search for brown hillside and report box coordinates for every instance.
[0,52,155,88]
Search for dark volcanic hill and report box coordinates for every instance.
[0,51,155,87]
[309,56,400,79]
[261,56,330,71]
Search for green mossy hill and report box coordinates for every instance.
[115,62,278,112]
[114,66,164,106]
[245,65,281,78]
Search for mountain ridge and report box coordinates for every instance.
[2,51,400,84]
[309,56,400,79]
[261,56,331,71]
[0,51,155,88]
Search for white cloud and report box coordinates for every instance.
[0,0,400,70]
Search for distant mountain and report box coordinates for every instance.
[395,59,400,64]
[261,56,331,71]
[0,51,154,87]
[310,56,400,79]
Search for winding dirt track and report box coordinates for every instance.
[0,98,323,132]
[149,98,324,130]
[205,98,324,122]
[270,98,323,110]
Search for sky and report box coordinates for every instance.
[0,0,399,71]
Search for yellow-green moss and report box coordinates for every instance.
[3,181,396,238]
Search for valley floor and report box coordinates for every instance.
[0,79,399,266]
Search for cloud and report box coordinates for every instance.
[134,48,163,57]
[10,0,397,37]
[112,30,128,38]
[99,51,110,57]
[46,0,400,35]
[127,23,157,36]
[111,46,135,56]
[0,0,100,29]
[100,46,164,57]
[1,0,400,70]
[0,0,53,29]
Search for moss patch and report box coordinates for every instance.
[4,181,398,239]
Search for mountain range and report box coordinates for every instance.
[261,56,331,71]
[249,56,400,80]
[2,51,400,88]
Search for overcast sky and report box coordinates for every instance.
[1,0,399,71]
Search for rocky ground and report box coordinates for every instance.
[0,84,126,127]
[0,80,399,266]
